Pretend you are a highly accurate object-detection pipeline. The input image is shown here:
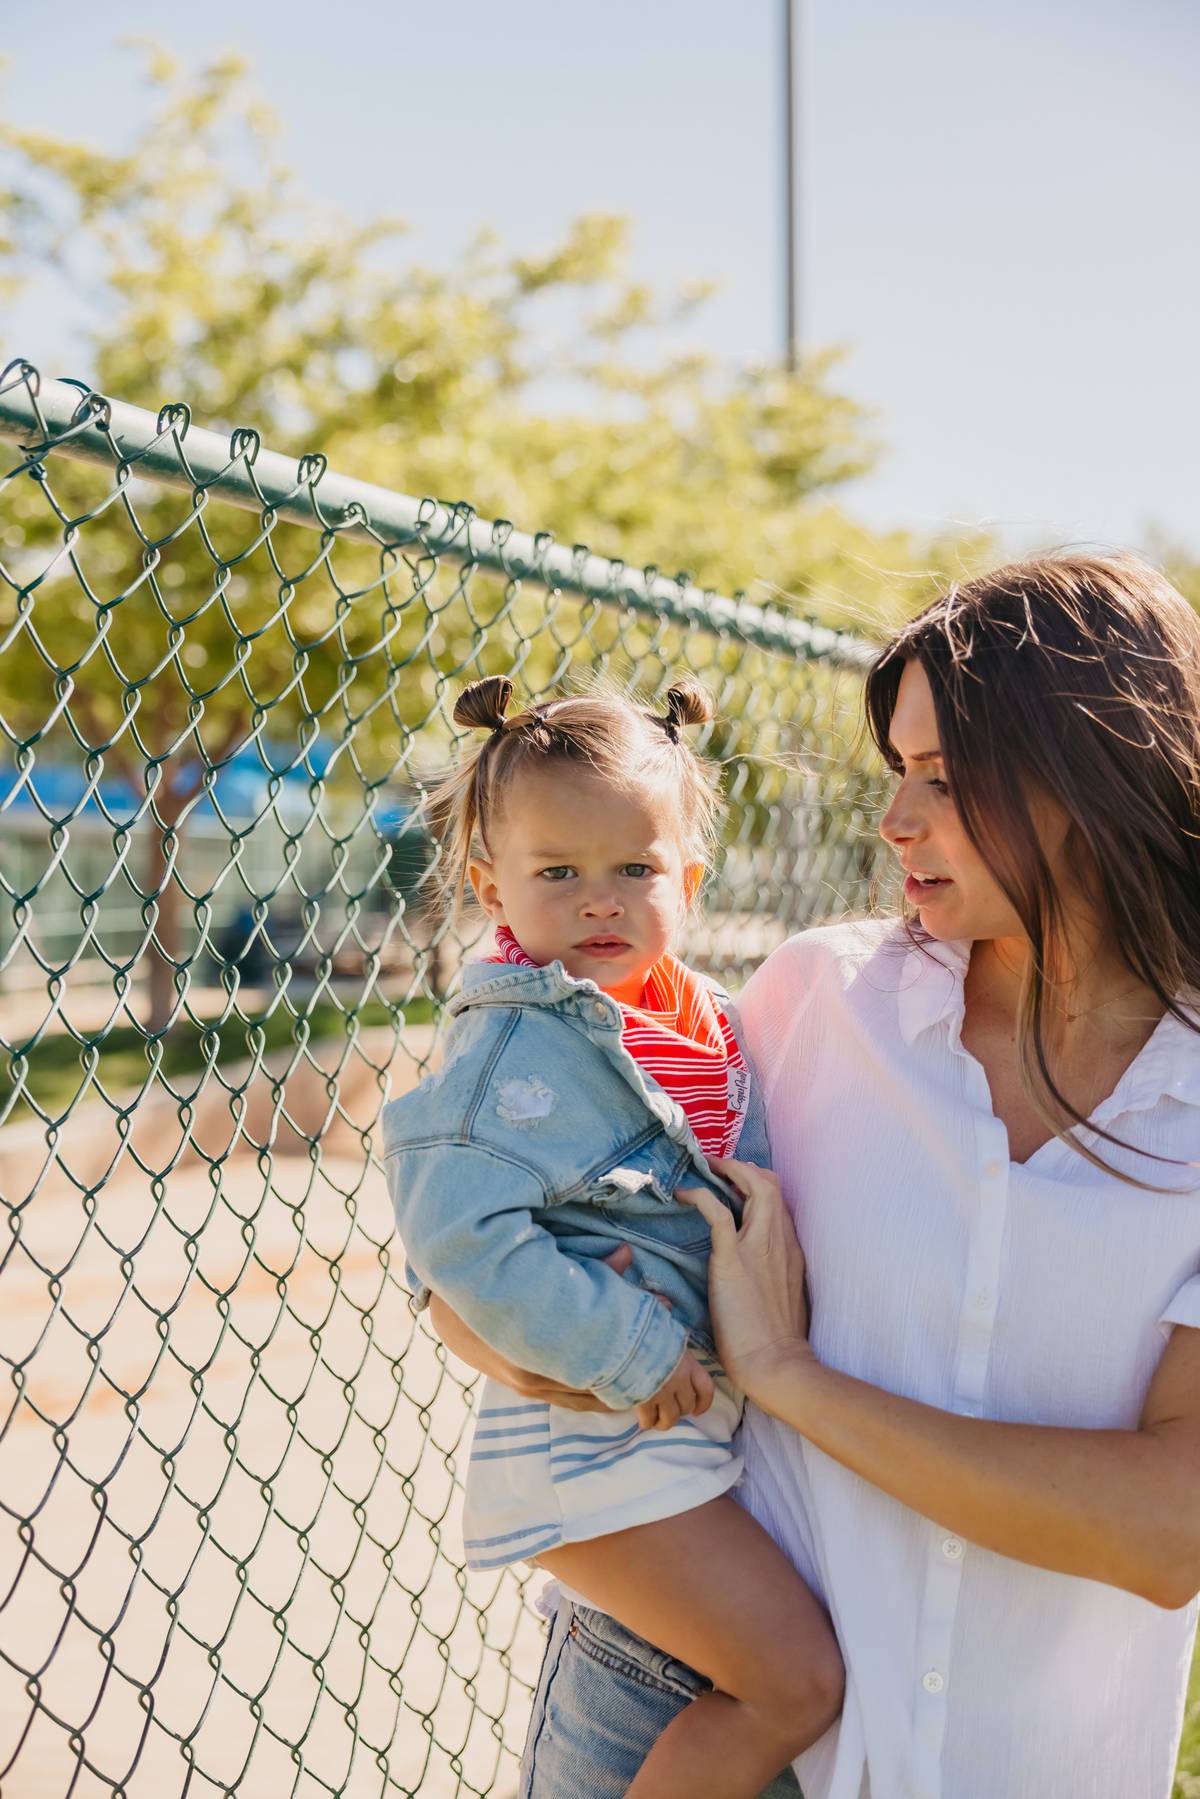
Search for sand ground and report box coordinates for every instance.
[1,1065,543,1797]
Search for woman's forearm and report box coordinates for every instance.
[755,1348,1200,1608]
[424,1293,640,1415]
[688,1162,1200,1609]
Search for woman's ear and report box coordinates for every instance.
[468,858,505,923]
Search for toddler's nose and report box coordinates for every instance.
[581,890,623,917]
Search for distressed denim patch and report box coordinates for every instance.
[496,1075,556,1127]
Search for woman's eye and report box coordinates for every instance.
[621,863,653,878]
[888,765,949,797]
[539,866,574,881]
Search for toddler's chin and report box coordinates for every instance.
[563,947,656,996]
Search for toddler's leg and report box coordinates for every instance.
[537,1496,843,1798]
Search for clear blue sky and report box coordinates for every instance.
[5,0,1199,555]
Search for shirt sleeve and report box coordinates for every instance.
[385,1139,689,1407]
[1159,1273,1200,1336]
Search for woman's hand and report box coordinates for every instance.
[677,1158,815,1403]
[426,1246,677,1428]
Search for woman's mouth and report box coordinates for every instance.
[904,873,953,906]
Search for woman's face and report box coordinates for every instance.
[878,659,1051,945]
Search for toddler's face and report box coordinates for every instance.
[468,764,700,1004]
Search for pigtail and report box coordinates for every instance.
[454,675,514,733]
[662,679,714,732]
[423,678,515,916]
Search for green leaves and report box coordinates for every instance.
[0,40,979,637]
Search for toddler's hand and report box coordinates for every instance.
[635,1347,714,1432]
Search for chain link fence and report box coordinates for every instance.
[0,359,883,1797]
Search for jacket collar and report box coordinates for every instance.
[452,956,623,1029]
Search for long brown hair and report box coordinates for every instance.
[864,552,1200,1168]
[425,674,722,915]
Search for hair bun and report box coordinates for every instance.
[663,679,714,730]
[454,675,514,732]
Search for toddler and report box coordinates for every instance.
[383,676,842,1796]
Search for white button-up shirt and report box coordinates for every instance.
[735,919,1200,1799]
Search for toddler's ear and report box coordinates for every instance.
[682,862,705,908]
[468,857,505,922]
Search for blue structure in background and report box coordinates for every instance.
[0,740,333,829]
[1,741,434,984]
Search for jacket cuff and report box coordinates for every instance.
[404,1257,432,1313]
[590,1295,688,1409]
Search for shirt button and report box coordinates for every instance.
[592,1001,609,1023]
[971,1288,991,1311]
[983,1157,1005,1179]
[942,1536,964,1560]
[922,1670,945,1694]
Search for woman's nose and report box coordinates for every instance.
[879,787,924,848]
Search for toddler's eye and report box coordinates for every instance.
[621,863,653,878]
[538,866,574,881]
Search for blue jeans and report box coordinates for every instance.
[519,1597,803,1797]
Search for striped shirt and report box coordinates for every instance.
[489,927,748,1157]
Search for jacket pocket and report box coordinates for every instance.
[595,1199,712,1257]
[569,1603,711,1699]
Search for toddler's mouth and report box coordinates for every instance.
[575,936,632,955]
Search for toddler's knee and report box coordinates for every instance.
[758,1641,845,1756]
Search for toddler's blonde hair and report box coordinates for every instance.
[425,675,723,915]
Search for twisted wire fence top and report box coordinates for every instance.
[0,358,883,1798]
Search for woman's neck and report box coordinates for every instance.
[968,931,1162,1039]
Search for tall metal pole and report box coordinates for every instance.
[783,0,801,371]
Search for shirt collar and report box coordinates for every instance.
[892,927,1200,1114]
[894,929,971,1047]
[1090,1005,1200,1122]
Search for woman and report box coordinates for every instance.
[429,554,1200,1798]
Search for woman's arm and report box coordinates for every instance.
[427,1292,614,1411]
[682,1161,1200,1611]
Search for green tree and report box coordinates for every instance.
[1147,537,1200,614]
[0,43,972,1030]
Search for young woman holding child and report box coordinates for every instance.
[418,553,1200,1799]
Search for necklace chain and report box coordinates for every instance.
[1056,981,1154,1025]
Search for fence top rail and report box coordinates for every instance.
[0,358,877,672]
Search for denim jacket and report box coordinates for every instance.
[381,957,769,1410]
